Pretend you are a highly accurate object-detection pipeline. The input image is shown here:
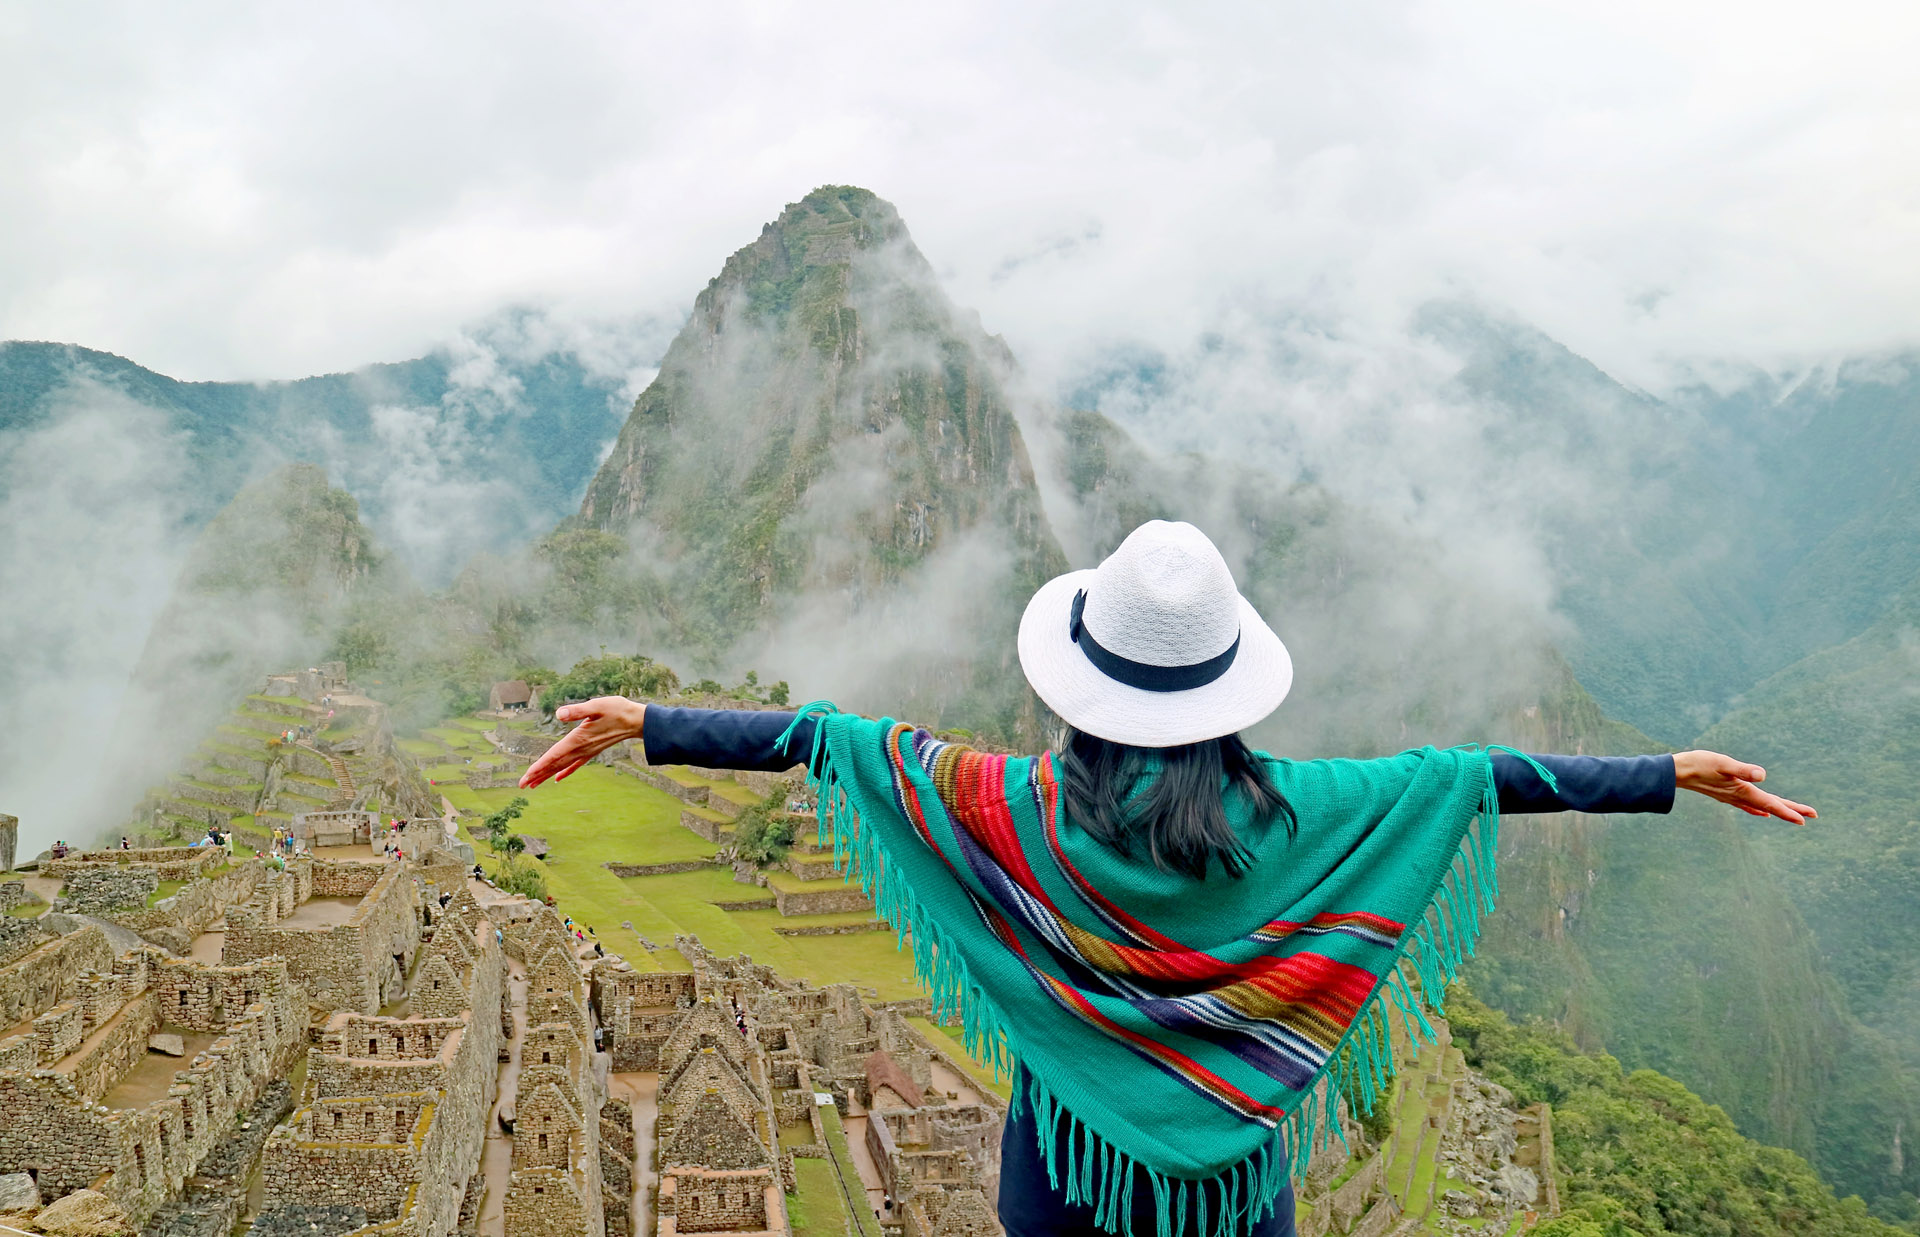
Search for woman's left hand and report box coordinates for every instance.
[1674,750,1817,825]
[520,696,646,789]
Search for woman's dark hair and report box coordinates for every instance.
[1055,727,1295,879]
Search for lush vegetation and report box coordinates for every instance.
[1448,987,1900,1237]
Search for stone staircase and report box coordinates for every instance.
[301,742,357,808]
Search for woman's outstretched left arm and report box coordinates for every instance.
[1673,749,1816,824]
[1493,749,1814,825]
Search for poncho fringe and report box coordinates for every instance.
[778,704,1539,1237]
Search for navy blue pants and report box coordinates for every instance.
[997,1079,1297,1237]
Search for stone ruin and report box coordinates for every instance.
[592,936,1008,1235]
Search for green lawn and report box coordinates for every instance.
[446,753,930,999]
[425,726,491,754]
[788,1154,857,1235]
[148,880,186,907]
[817,1106,876,1236]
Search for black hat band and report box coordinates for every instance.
[1069,589,1241,693]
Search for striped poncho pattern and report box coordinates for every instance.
[787,706,1517,1237]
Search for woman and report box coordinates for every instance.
[520,521,1812,1237]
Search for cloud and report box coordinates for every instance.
[0,382,194,852]
[0,2,1915,392]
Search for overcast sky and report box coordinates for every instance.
[3,1,1917,390]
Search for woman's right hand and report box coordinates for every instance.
[520,696,646,789]
[1674,750,1817,825]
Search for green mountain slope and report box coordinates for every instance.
[1046,403,1916,1212]
[0,318,649,571]
[103,463,414,825]
[1692,590,1920,1212]
[1450,988,1904,1237]
[575,186,1066,738]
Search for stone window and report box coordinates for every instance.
[180,990,189,1007]
[334,1112,343,1129]
[539,1133,548,1151]
[371,1038,380,1055]
[542,1051,551,1064]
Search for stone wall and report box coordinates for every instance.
[268,916,505,1237]
[45,847,222,883]
[0,925,112,1027]
[311,859,386,898]
[57,990,159,1102]
[590,961,697,1072]
[504,1167,591,1237]
[770,883,872,916]
[0,917,47,968]
[119,858,267,945]
[55,866,160,915]
[225,862,419,1013]
[0,954,302,1229]
[293,811,378,847]
[601,859,721,878]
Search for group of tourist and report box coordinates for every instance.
[265,827,302,859]
[561,914,606,957]
[188,825,235,856]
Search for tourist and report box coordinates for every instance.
[519,520,1817,1237]
[119,835,130,850]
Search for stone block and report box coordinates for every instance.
[0,1171,39,1212]
[35,1189,134,1236]
[149,1031,187,1055]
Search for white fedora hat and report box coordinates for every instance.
[1017,520,1293,748]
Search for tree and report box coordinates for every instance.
[484,797,529,854]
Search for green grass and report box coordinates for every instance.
[397,739,442,758]
[816,1105,876,1236]
[455,761,926,1000]
[447,716,493,733]
[424,726,490,753]
[788,1154,857,1235]
[148,880,186,907]
[7,903,44,919]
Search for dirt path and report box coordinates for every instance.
[609,1072,661,1236]
[476,960,529,1237]
[841,1097,891,1221]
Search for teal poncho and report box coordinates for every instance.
[788,706,1520,1236]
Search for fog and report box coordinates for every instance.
[3,3,1915,840]
[3,4,1916,390]
[0,384,195,852]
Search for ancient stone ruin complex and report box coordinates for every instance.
[0,671,1557,1235]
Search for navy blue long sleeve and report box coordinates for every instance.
[642,706,1675,815]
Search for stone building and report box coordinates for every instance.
[0,946,302,1231]
[223,857,422,1013]
[502,907,608,1237]
[258,883,506,1237]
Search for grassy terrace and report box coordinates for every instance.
[441,724,930,1001]
[788,1155,857,1235]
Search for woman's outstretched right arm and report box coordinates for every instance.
[519,698,815,789]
